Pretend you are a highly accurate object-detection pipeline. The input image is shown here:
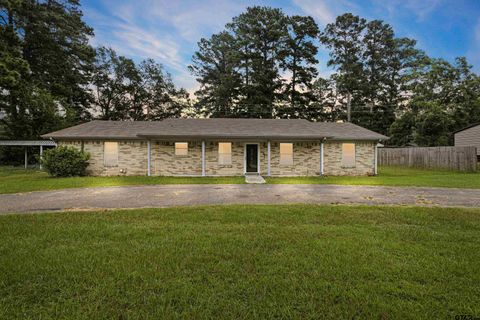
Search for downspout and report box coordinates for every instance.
[267,141,271,177]
[39,145,43,170]
[201,141,206,177]
[147,140,151,176]
[320,138,326,176]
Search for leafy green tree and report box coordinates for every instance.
[413,102,454,146]
[387,56,480,146]
[412,57,480,127]
[121,58,146,120]
[309,76,346,122]
[140,59,189,120]
[92,48,188,120]
[92,47,130,120]
[388,111,416,146]
[3,86,64,139]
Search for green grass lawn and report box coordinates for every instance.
[0,205,478,319]
[0,165,479,194]
[267,166,480,189]
[0,167,245,194]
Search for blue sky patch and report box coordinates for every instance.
[82,0,480,93]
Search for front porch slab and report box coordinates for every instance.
[245,175,266,184]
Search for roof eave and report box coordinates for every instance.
[328,136,389,141]
[137,134,331,141]
[43,134,389,141]
[42,135,141,140]
[453,122,480,134]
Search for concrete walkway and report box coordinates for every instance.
[0,184,479,214]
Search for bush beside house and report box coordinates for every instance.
[41,146,90,177]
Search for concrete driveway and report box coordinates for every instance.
[0,184,479,214]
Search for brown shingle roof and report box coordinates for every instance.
[42,119,388,141]
[41,121,161,140]
[313,122,388,140]
[139,118,328,140]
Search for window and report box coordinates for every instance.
[218,142,232,165]
[279,143,293,165]
[175,142,188,156]
[342,143,356,167]
[104,142,118,167]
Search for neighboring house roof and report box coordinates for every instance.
[453,122,480,134]
[42,119,388,141]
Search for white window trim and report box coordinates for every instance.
[279,143,294,166]
[175,142,188,156]
[218,142,232,165]
[341,143,356,168]
[104,141,119,167]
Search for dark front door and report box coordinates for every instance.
[246,144,258,173]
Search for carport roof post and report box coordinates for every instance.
[0,140,57,169]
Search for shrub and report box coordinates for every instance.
[41,146,90,177]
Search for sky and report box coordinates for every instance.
[82,0,480,94]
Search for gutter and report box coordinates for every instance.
[136,134,333,141]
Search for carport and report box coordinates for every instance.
[0,140,57,169]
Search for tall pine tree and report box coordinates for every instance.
[320,13,366,122]
[227,6,288,117]
[22,0,95,123]
[189,32,242,117]
[278,15,319,119]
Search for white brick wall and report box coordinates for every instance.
[58,140,376,176]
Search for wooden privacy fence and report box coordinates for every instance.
[378,146,477,171]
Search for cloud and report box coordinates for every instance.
[83,0,478,95]
[293,0,335,25]
[466,18,480,73]
[475,18,480,42]
[403,0,442,19]
[292,0,365,26]
[86,7,182,65]
[145,0,245,43]
[85,0,248,94]
[292,0,336,25]
[372,0,442,20]
[317,68,335,79]
[114,26,183,69]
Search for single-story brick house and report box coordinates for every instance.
[42,118,388,176]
